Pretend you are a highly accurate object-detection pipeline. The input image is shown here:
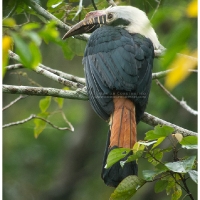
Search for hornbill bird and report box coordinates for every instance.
[63,6,162,187]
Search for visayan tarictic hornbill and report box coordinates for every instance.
[63,6,162,187]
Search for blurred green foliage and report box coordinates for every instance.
[3,0,197,199]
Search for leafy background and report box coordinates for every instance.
[3,0,197,199]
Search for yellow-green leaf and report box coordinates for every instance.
[34,112,49,138]
[105,148,131,169]
[110,176,145,200]
[186,0,197,18]
[39,96,51,112]
[154,180,168,193]
[29,41,42,68]
[171,184,182,200]
[165,49,197,90]
[152,137,165,149]
[22,22,41,31]
[2,35,13,76]
[54,97,64,108]
[3,18,16,27]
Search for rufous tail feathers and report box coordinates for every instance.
[110,96,137,149]
[101,96,138,187]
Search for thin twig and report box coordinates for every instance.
[72,0,83,21]
[91,0,98,10]
[151,0,161,20]
[179,174,195,200]
[152,69,172,79]
[156,80,198,116]
[170,172,187,193]
[3,0,19,19]
[33,115,74,131]
[106,0,117,6]
[3,114,35,128]
[61,110,74,131]
[3,95,28,111]
[3,114,74,131]
[182,194,190,200]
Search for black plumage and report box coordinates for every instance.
[83,26,154,123]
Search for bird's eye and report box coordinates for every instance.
[107,13,113,20]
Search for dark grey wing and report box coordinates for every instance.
[83,26,154,122]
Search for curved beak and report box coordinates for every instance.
[62,10,107,39]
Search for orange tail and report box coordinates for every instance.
[101,97,138,187]
[110,97,137,149]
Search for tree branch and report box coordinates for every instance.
[141,112,197,137]
[8,50,85,90]
[7,49,172,84]
[3,85,88,100]
[3,84,197,137]
[6,63,23,70]
[39,64,86,85]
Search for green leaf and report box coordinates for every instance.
[188,170,198,184]
[11,32,41,68]
[34,112,49,138]
[132,142,145,154]
[29,41,42,68]
[39,21,60,43]
[110,176,146,200]
[24,31,42,46]
[47,0,63,8]
[62,43,75,60]
[146,148,163,166]
[152,137,165,149]
[3,18,16,27]
[22,23,41,31]
[155,163,168,172]
[166,177,176,195]
[171,184,182,200]
[54,97,64,108]
[39,96,51,112]
[143,165,168,182]
[143,170,159,181]
[120,150,143,167]
[11,32,32,68]
[105,148,131,169]
[145,125,174,140]
[161,22,192,70]
[165,156,196,173]
[154,180,168,193]
[67,37,87,56]
[179,136,197,145]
